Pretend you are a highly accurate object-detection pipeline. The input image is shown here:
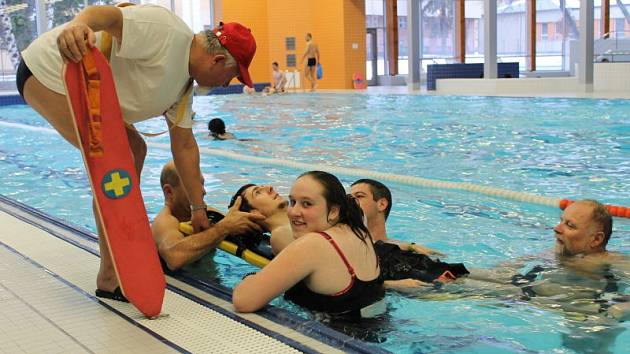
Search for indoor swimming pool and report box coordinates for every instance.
[1,93,629,353]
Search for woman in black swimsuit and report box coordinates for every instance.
[232,171,384,316]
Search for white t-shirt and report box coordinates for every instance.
[21,4,194,128]
[272,70,285,90]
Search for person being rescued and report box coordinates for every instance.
[350,179,469,290]
[231,171,384,317]
[151,161,265,275]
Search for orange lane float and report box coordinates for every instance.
[559,199,630,218]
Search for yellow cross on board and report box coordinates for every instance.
[104,172,130,197]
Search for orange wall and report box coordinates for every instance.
[218,0,366,89]
[217,0,270,87]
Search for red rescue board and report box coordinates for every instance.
[63,47,165,317]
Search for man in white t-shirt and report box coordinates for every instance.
[271,62,287,92]
[17,4,256,300]
[263,62,286,94]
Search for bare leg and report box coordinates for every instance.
[125,126,147,179]
[23,76,79,147]
[303,64,311,92]
[309,66,317,91]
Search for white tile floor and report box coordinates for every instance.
[0,206,345,354]
[0,241,175,354]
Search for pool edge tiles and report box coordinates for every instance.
[0,242,181,354]
[0,194,389,354]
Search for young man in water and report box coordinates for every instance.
[350,179,444,256]
[350,179,469,289]
[228,184,293,255]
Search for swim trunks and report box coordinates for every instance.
[374,241,469,283]
[307,58,317,67]
[16,59,32,98]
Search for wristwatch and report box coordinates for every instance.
[190,203,207,212]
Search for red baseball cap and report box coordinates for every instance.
[212,22,257,88]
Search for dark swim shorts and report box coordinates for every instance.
[16,59,33,98]
[374,241,469,282]
[307,58,317,67]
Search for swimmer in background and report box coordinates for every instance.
[208,118,236,140]
[207,117,256,142]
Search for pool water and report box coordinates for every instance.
[1,93,629,353]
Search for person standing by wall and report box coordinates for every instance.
[300,33,319,92]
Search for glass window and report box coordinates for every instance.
[541,23,548,40]
[285,37,296,50]
[497,0,526,71]
[465,0,484,63]
[615,18,626,38]
[1,0,38,89]
[561,0,578,71]
[286,54,296,68]
[377,27,386,75]
[422,0,456,62]
[142,0,214,32]
[397,0,408,74]
[366,0,387,75]
[366,30,376,80]
[49,1,85,28]
[535,0,579,71]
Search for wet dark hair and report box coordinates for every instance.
[272,61,278,67]
[208,118,226,135]
[229,183,256,212]
[299,171,372,244]
[227,183,269,245]
[351,179,392,221]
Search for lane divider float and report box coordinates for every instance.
[560,199,630,218]
[147,142,630,218]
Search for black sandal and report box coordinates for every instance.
[95,286,129,303]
